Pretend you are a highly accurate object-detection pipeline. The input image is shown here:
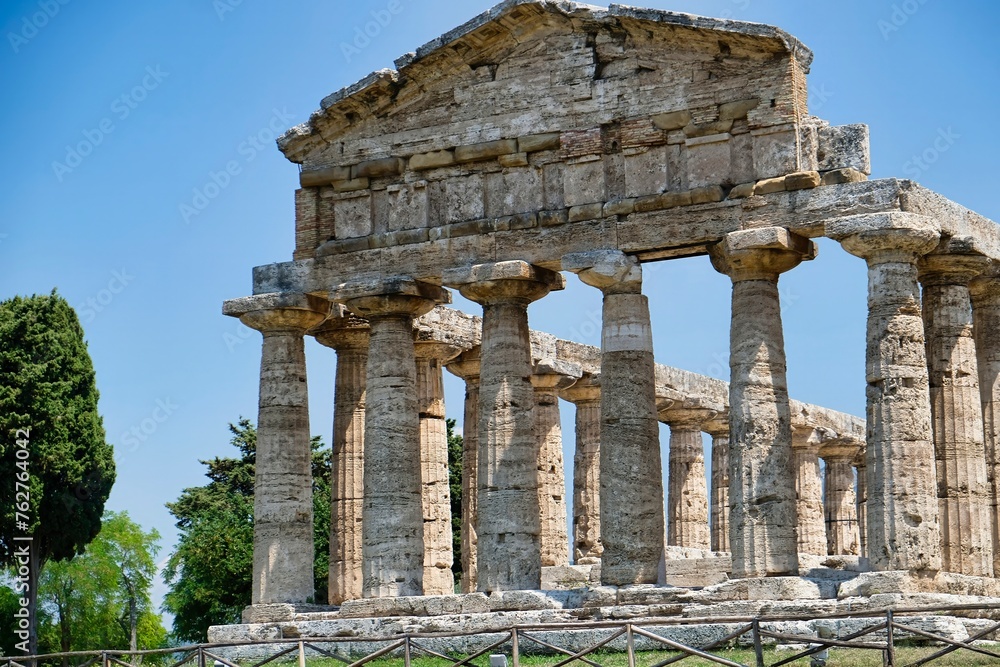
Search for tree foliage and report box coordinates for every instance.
[0,291,116,565]
[36,511,166,664]
[163,420,330,643]
[446,419,463,583]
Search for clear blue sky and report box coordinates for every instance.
[1,0,998,615]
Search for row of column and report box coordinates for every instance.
[234,221,1000,606]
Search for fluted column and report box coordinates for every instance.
[532,360,582,567]
[822,440,862,556]
[563,250,664,585]
[853,445,868,559]
[920,246,993,576]
[560,374,603,564]
[659,401,720,550]
[792,428,828,557]
[971,268,1000,576]
[706,419,731,553]
[225,293,329,605]
[444,261,564,592]
[415,342,462,595]
[709,228,815,577]
[314,314,369,605]
[830,217,942,571]
[332,277,449,597]
[446,348,481,593]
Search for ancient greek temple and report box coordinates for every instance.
[220,0,1000,631]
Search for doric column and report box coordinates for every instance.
[971,267,1000,576]
[658,399,720,550]
[563,250,664,585]
[706,418,731,553]
[414,341,462,595]
[332,277,449,597]
[920,245,993,576]
[821,439,862,557]
[444,261,564,592]
[853,445,868,559]
[224,293,330,605]
[532,359,582,567]
[445,347,481,593]
[560,374,603,564]
[313,312,369,605]
[791,427,828,557]
[709,227,815,577]
[830,217,941,571]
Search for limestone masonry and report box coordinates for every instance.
[217,0,1000,644]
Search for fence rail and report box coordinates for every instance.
[6,603,1000,667]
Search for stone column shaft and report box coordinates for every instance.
[227,293,329,605]
[793,430,827,557]
[921,250,993,576]
[710,228,814,577]
[561,375,603,564]
[660,403,719,551]
[334,278,449,597]
[446,261,564,592]
[824,454,860,556]
[708,422,731,553]
[315,322,368,605]
[416,343,461,596]
[971,273,1000,576]
[832,221,942,572]
[447,349,481,593]
[532,361,581,568]
[564,250,664,585]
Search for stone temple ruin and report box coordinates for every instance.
[216,0,1000,645]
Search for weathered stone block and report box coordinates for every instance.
[818,124,871,174]
[686,134,732,188]
[569,203,604,223]
[409,150,455,171]
[518,133,562,153]
[719,99,760,121]
[729,132,755,185]
[445,175,485,222]
[689,186,725,205]
[784,171,821,191]
[652,110,692,131]
[728,182,756,199]
[752,125,799,179]
[499,153,530,168]
[754,176,787,195]
[683,120,734,138]
[539,209,569,227]
[353,157,404,179]
[455,139,518,163]
[332,178,370,193]
[383,182,428,232]
[821,167,868,186]
[604,198,636,216]
[564,159,606,207]
[333,192,373,239]
[485,168,541,217]
[624,146,667,197]
[300,166,350,187]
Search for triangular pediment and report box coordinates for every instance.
[278,1,812,168]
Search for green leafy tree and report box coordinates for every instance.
[36,511,166,666]
[0,291,116,653]
[447,419,463,585]
[163,420,330,642]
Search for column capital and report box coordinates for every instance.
[446,346,482,382]
[563,249,643,295]
[560,372,601,404]
[657,396,724,430]
[704,417,730,439]
[829,215,941,265]
[443,260,565,305]
[791,425,837,450]
[709,227,816,282]
[414,340,464,363]
[531,358,582,392]
[970,266,1000,306]
[224,292,331,333]
[332,275,450,319]
[819,436,865,463]
[918,245,991,287]
[312,310,370,351]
